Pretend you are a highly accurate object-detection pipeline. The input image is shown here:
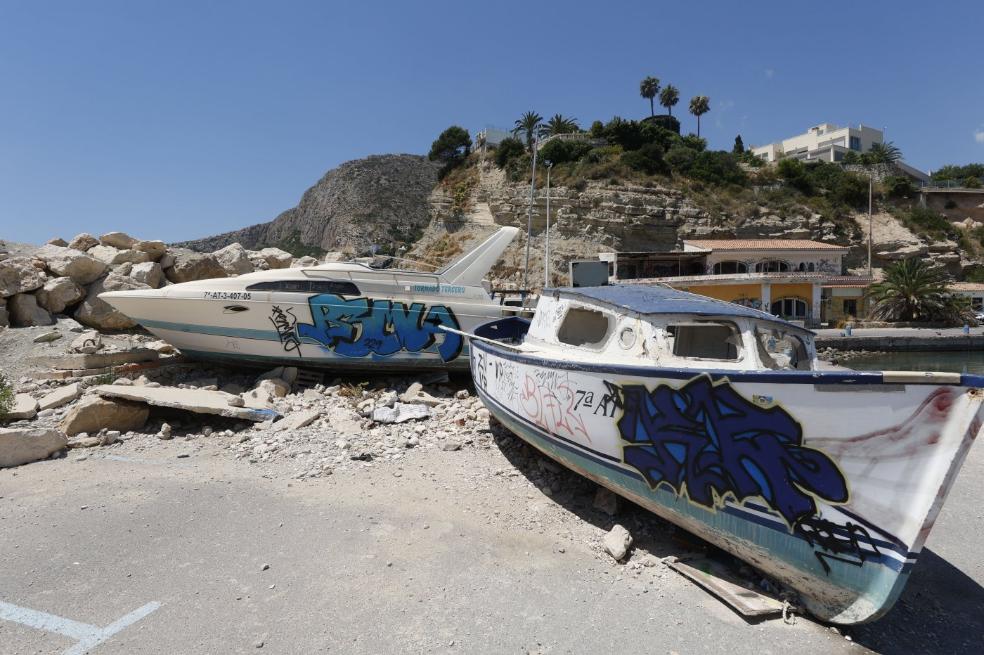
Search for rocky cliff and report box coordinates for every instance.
[176,154,441,256]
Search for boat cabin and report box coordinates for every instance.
[522,286,817,371]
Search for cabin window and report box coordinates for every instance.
[712,261,747,275]
[666,322,742,360]
[557,307,612,347]
[245,280,361,296]
[756,328,811,370]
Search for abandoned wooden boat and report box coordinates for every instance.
[462,285,984,624]
[100,227,523,371]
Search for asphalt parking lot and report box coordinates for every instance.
[2,436,982,654]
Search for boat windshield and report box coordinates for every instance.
[755,326,811,370]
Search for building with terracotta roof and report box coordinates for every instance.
[598,239,869,326]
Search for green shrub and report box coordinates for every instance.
[603,117,645,150]
[681,135,707,152]
[0,372,12,421]
[494,137,525,168]
[429,125,471,178]
[621,143,669,175]
[883,175,916,199]
[639,123,680,151]
[687,151,746,185]
[538,138,593,165]
[932,163,984,183]
[641,114,680,134]
[665,145,696,173]
[589,120,605,138]
[902,206,954,240]
[963,176,982,189]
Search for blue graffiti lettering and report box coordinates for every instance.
[611,376,848,527]
[295,294,463,361]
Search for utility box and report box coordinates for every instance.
[569,260,610,288]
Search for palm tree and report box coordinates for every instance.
[869,258,968,323]
[513,111,544,151]
[659,85,679,116]
[689,96,710,137]
[544,114,579,136]
[866,141,902,164]
[639,76,660,117]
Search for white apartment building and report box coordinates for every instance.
[752,123,883,163]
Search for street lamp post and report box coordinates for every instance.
[544,160,553,288]
[867,175,873,278]
[521,139,538,300]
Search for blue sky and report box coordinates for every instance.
[1,0,982,245]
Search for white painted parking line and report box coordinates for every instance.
[0,599,161,654]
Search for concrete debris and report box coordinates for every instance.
[0,428,67,468]
[158,422,173,440]
[37,383,82,411]
[603,524,633,562]
[69,329,103,354]
[33,330,63,344]
[60,395,150,436]
[7,393,39,421]
[372,402,431,424]
[93,384,278,422]
[33,347,158,371]
[275,409,321,432]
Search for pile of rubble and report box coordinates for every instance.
[1,330,493,478]
[0,230,302,329]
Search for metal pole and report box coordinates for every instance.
[867,176,873,278]
[522,139,538,298]
[544,161,552,288]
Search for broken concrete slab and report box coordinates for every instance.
[31,348,159,371]
[274,409,321,432]
[6,393,39,421]
[37,383,82,411]
[372,402,431,424]
[668,557,785,619]
[93,385,277,422]
[603,524,633,561]
[60,395,150,436]
[0,428,67,467]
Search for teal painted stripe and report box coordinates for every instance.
[140,318,281,342]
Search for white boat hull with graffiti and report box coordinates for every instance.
[466,287,984,624]
[100,228,524,371]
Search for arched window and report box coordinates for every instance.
[755,260,790,273]
[808,262,816,272]
[771,297,808,319]
[712,260,748,274]
[797,262,806,272]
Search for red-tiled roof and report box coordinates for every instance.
[684,239,848,251]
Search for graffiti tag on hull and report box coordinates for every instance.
[608,375,849,528]
[274,293,462,361]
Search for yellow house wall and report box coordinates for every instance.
[680,283,764,303]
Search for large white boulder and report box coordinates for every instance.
[34,244,107,285]
[60,395,149,436]
[134,240,167,260]
[0,256,47,297]
[256,247,293,269]
[291,256,319,268]
[0,428,67,468]
[89,244,152,266]
[67,233,99,251]
[164,248,228,283]
[99,231,138,249]
[8,293,54,327]
[213,243,255,276]
[129,261,164,288]
[35,277,85,314]
[74,273,150,329]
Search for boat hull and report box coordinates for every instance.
[470,337,983,624]
[102,287,510,371]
